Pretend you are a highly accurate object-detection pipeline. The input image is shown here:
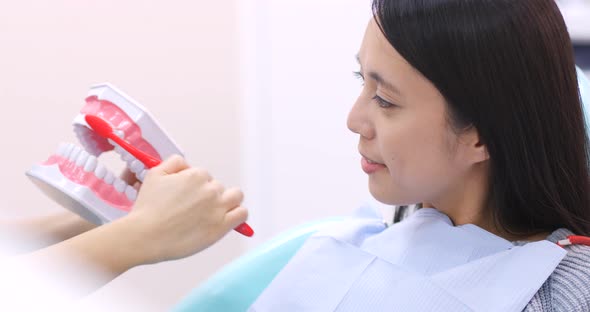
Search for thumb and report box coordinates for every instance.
[151,154,190,176]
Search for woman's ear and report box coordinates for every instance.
[461,127,489,164]
[475,139,490,163]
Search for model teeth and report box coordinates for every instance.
[138,169,147,182]
[130,160,145,174]
[122,153,134,162]
[109,139,136,162]
[104,171,115,185]
[70,146,82,161]
[108,138,118,148]
[75,151,89,167]
[94,163,107,179]
[114,179,126,193]
[107,139,148,182]
[63,144,74,158]
[56,143,68,156]
[51,141,152,199]
[84,156,98,172]
[44,84,185,210]
[73,123,105,157]
[124,186,137,201]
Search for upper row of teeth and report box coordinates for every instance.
[107,138,148,179]
[72,124,148,182]
[55,142,146,202]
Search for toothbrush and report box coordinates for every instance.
[85,115,254,237]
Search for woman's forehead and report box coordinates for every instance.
[358,19,412,77]
[358,19,448,111]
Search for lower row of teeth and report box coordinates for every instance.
[54,142,147,201]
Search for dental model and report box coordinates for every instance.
[26,83,185,225]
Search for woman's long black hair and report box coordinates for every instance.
[373,0,590,236]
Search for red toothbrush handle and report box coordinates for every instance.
[137,154,161,169]
[557,235,590,247]
[235,222,254,237]
[567,235,590,246]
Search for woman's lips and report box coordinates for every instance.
[361,156,386,174]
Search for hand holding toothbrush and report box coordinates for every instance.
[12,154,250,302]
[129,154,250,261]
[85,115,254,238]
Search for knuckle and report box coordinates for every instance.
[185,168,199,180]
[195,168,211,178]
[211,180,224,193]
[202,182,222,198]
[169,154,184,164]
[187,168,210,181]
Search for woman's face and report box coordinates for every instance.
[348,19,486,207]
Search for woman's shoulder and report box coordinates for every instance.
[547,228,590,271]
[525,228,590,311]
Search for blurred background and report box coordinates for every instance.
[0,0,587,310]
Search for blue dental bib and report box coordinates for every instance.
[250,208,566,312]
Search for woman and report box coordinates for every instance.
[250,0,590,311]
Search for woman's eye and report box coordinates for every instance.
[353,71,365,85]
[372,95,396,108]
[353,71,397,109]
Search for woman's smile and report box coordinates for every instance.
[360,155,387,174]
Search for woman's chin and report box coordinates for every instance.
[368,183,417,206]
[368,186,399,205]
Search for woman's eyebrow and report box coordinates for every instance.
[356,54,402,95]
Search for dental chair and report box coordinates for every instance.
[172,68,590,312]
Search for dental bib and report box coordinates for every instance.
[26,83,184,224]
[250,208,566,312]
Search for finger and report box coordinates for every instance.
[221,187,244,209]
[223,206,249,231]
[152,154,189,176]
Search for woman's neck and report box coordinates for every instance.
[427,162,551,242]
[425,202,550,242]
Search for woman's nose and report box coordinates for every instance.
[347,98,374,139]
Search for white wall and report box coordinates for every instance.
[0,1,244,310]
[238,0,380,247]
